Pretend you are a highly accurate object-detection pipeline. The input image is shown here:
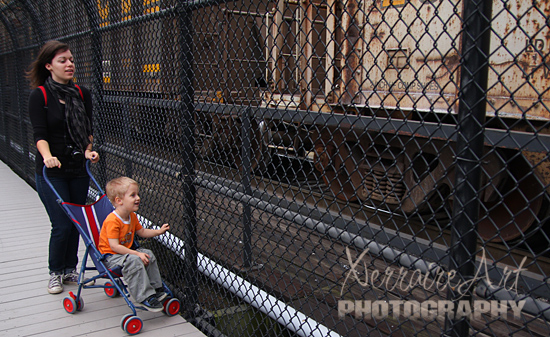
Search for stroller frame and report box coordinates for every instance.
[43,161,181,335]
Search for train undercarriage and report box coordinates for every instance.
[195,110,550,245]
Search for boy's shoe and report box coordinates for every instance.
[48,273,63,294]
[63,270,79,285]
[156,288,168,303]
[141,295,163,312]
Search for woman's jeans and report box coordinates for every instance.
[35,173,90,275]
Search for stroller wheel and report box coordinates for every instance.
[76,296,84,311]
[63,297,77,314]
[120,313,134,330]
[163,298,181,317]
[104,281,119,298]
[123,315,143,335]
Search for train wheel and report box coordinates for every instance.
[231,118,265,172]
[195,113,265,171]
[478,159,546,242]
[195,111,216,159]
[314,141,358,201]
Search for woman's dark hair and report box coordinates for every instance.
[26,40,69,89]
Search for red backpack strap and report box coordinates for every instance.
[74,84,84,100]
[38,84,83,106]
[38,86,47,105]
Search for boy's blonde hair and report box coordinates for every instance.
[105,177,138,205]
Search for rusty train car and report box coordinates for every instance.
[97,0,550,243]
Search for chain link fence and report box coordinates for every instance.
[1,0,550,336]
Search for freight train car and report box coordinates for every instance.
[279,0,550,242]
[96,0,550,243]
[194,0,550,243]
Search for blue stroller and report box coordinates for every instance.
[43,161,181,335]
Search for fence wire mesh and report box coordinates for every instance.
[1,0,550,336]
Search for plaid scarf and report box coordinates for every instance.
[45,77,92,152]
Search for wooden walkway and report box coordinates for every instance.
[0,160,207,337]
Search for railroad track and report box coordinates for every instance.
[255,156,550,274]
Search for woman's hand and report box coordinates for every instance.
[36,140,60,168]
[43,156,61,168]
[85,150,100,163]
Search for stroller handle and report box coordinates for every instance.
[42,160,105,203]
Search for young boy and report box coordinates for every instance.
[98,176,170,312]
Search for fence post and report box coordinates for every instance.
[15,44,31,180]
[444,0,493,336]
[122,98,134,177]
[178,1,199,318]
[83,0,107,186]
[0,56,7,162]
[241,107,252,269]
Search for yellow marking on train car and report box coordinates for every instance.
[212,91,224,103]
[143,64,160,85]
[381,0,406,8]
[122,0,131,21]
[97,0,109,27]
[144,6,160,14]
[144,0,160,14]
[143,63,160,73]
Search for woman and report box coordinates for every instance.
[27,40,100,294]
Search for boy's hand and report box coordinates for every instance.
[160,223,170,234]
[137,251,150,266]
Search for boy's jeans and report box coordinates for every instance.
[104,248,163,303]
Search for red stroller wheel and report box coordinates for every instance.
[76,297,84,311]
[63,297,77,314]
[120,313,134,330]
[123,316,143,335]
[163,298,181,317]
[104,281,119,298]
